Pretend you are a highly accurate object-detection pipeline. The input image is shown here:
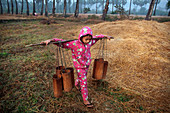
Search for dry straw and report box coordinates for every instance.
[86,20,170,111]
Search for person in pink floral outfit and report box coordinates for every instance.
[41,26,111,108]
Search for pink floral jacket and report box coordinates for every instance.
[53,26,105,69]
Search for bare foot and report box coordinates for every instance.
[83,100,93,108]
[75,85,79,90]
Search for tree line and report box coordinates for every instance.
[0,0,169,19]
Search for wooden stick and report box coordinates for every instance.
[25,37,114,47]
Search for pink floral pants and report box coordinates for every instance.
[75,68,89,101]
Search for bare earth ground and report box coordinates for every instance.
[0,15,170,112]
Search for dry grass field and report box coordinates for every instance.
[0,15,170,112]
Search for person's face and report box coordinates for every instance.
[81,35,92,44]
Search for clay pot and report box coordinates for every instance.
[92,58,104,80]
[53,74,63,98]
[62,69,73,92]
[66,67,75,88]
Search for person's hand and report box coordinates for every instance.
[40,39,51,45]
[104,36,114,40]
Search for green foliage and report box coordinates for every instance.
[110,11,118,14]
[166,0,170,9]
[114,5,128,16]
[133,0,150,7]
[83,7,91,14]
[88,15,99,19]
[105,15,119,21]
[0,52,10,58]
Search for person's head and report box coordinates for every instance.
[80,34,92,44]
[78,26,93,44]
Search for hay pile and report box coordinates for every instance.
[88,20,169,110]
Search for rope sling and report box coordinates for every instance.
[92,38,108,80]
[53,42,74,98]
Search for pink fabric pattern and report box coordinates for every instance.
[53,26,105,100]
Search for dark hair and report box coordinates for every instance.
[80,34,92,42]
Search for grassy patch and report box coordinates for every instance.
[0,18,159,112]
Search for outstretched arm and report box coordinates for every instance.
[91,34,112,46]
[41,38,74,49]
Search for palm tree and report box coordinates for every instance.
[41,0,44,15]
[145,0,155,20]
[7,0,10,14]
[32,0,36,15]
[26,0,29,15]
[102,0,109,20]
[52,0,55,16]
[74,0,79,17]
[15,0,18,14]
[0,0,3,14]
[45,0,48,16]
[11,0,14,14]
[21,0,23,14]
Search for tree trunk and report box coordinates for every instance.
[103,0,104,12]
[84,0,85,9]
[102,0,109,20]
[129,0,132,15]
[26,0,29,15]
[52,0,55,16]
[15,0,18,14]
[145,0,155,20]
[153,0,158,16]
[64,0,66,17]
[56,1,59,13]
[80,0,82,13]
[11,0,14,14]
[73,0,75,13]
[7,0,10,14]
[32,0,35,15]
[45,0,48,17]
[112,0,114,13]
[74,0,79,18]
[69,0,71,13]
[41,0,44,15]
[0,0,3,14]
[96,0,98,14]
[21,0,23,14]
[122,0,124,7]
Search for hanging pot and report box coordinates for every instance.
[53,74,63,98]
[62,69,73,92]
[92,58,104,80]
[66,67,75,88]
[56,66,65,75]
[56,66,65,90]
[103,61,108,79]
